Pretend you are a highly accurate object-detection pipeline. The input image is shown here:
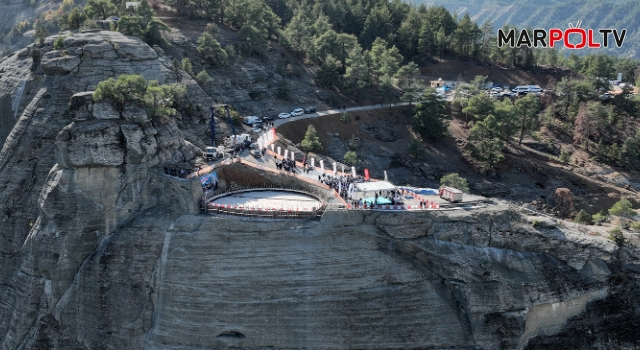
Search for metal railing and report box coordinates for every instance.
[201,185,329,220]
[206,205,319,220]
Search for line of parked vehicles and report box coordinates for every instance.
[243,107,317,132]
[486,84,545,99]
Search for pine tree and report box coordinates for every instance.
[379,73,394,106]
[136,0,154,26]
[514,94,540,145]
[462,93,495,120]
[117,16,144,38]
[84,0,117,20]
[315,55,340,88]
[197,32,228,66]
[181,57,194,76]
[609,198,636,227]
[466,114,505,171]
[412,90,451,139]
[575,209,593,225]
[301,125,322,151]
[344,47,371,102]
[408,137,424,158]
[144,18,169,47]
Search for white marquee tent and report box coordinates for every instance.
[354,181,397,192]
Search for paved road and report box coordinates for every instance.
[272,93,454,128]
[272,102,411,128]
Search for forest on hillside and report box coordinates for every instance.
[422,0,640,58]
[7,0,640,177]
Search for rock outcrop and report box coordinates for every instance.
[1,31,640,350]
[0,31,216,350]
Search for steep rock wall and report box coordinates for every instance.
[0,31,214,350]
[7,207,640,350]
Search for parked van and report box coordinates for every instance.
[512,85,543,94]
[243,116,261,125]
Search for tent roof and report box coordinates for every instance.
[355,181,397,192]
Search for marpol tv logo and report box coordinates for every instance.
[497,21,627,49]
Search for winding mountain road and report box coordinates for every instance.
[272,102,412,128]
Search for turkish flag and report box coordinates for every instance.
[364,168,370,181]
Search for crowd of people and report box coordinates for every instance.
[275,157,297,173]
[316,173,369,200]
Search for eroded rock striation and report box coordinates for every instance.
[0,31,640,350]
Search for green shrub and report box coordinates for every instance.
[181,57,194,77]
[559,149,571,164]
[194,70,212,86]
[343,151,360,166]
[574,209,593,225]
[300,125,322,151]
[440,173,470,193]
[607,228,625,245]
[532,219,542,228]
[592,210,609,224]
[631,221,640,232]
[53,36,65,50]
[340,112,350,123]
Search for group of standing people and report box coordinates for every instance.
[275,157,297,173]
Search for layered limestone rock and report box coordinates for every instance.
[4,206,639,350]
[1,31,640,350]
[0,31,218,350]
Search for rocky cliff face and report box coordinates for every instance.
[1,31,640,350]
[0,30,211,349]
[5,204,640,350]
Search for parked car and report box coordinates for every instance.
[252,122,263,128]
[304,107,316,114]
[250,149,262,158]
[291,108,304,116]
[262,115,275,121]
[278,112,291,119]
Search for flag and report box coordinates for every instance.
[364,168,370,181]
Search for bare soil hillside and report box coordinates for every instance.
[420,59,581,89]
[277,106,636,216]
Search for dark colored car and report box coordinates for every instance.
[262,115,275,121]
[250,149,262,158]
[304,107,316,114]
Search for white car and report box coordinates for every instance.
[278,112,291,119]
[291,108,304,116]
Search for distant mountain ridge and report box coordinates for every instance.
[420,0,640,58]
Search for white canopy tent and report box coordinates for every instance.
[354,181,397,192]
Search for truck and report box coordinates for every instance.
[224,134,251,148]
[439,186,463,202]
[203,146,224,160]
